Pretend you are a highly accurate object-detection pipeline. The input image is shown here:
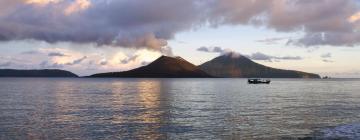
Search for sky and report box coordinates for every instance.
[0,0,360,77]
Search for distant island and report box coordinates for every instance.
[89,56,212,78]
[89,54,320,78]
[199,53,320,78]
[0,54,320,78]
[0,69,78,77]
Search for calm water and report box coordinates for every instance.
[1,78,360,140]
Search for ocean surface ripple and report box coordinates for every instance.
[0,78,360,139]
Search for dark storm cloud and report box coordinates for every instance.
[0,0,204,50]
[208,0,360,47]
[0,0,359,49]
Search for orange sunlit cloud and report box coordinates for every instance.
[64,0,91,15]
[348,12,360,23]
[25,0,91,15]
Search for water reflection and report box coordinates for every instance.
[53,81,80,122]
[137,80,162,121]
[135,80,163,139]
[1,78,360,139]
[108,79,166,139]
[52,80,86,139]
[109,81,125,124]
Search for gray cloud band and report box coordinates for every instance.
[0,0,359,50]
[197,46,303,62]
[246,52,303,62]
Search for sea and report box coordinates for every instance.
[0,78,360,140]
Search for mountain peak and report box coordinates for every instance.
[158,55,185,59]
[156,55,171,60]
[154,56,188,64]
[199,54,320,78]
[221,52,246,59]
[175,56,186,61]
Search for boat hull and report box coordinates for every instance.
[248,81,270,84]
[248,79,271,84]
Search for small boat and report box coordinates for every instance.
[248,79,271,84]
[322,76,331,79]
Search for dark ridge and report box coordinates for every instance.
[199,53,320,78]
[0,69,79,77]
[89,55,212,78]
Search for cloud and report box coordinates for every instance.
[246,52,303,62]
[0,0,359,50]
[64,0,91,15]
[160,46,173,56]
[197,46,302,62]
[197,47,211,52]
[197,46,234,55]
[40,56,85,69]
[256,37,288,45]
[323,59,334,63]
[321,53,332,58]
[65,56,87,65]
[0,62,12,67]
[99,59,107,65]
[141,61,150,66]
[280,56,302,60]
[209,0,360,47]
[197,46,225,53]
[321,53,334,62]
[22,50,41,55]
[48,52,67,57]
[0,0,201,51]
[39,61,64,68]
[246,52,273,61]
[120,55,139,64]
